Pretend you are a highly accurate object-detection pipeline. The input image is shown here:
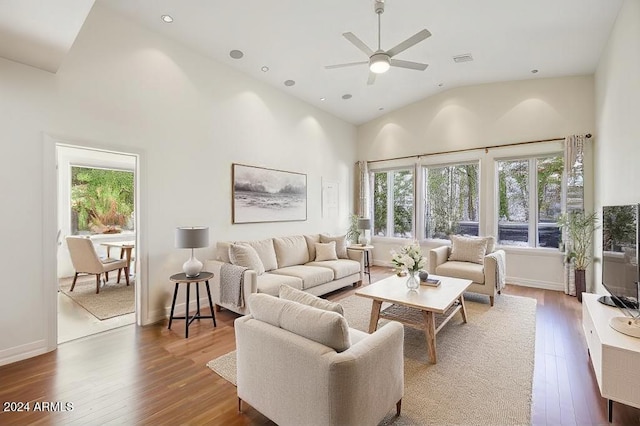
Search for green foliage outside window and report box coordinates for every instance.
[372,170,413,238]
[71,167,134,234]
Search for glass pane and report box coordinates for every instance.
[537,156,563,248]
[393,170,414,238]
[372,172,388,236]
[425,163,479,239]
[71,166,135,235]
[498,160,529,246]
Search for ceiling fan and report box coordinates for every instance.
[325,0,431,85]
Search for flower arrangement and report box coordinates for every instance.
[390,241,426,275]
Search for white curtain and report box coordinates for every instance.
[563,134,588,296]
[357,161,370,217]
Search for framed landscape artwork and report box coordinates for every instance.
[232,163,307,224]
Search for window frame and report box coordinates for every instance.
[494,153,564,248]
[369,167,416,239]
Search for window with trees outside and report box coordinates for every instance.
[371,169,414,238]
[424,163,479,239]
[497,155,563,247]
[71,166,135,235]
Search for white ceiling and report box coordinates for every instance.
[0,0,623,124]
[0,0,94,73]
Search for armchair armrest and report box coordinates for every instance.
[205,260,257,315]
[428,245,450,274]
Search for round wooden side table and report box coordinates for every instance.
[168,271,216,338]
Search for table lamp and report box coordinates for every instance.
[357,218,371,245]
[175,226,209,277]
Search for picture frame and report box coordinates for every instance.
[232,163,307,224]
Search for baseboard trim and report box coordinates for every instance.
[0,340,49,367]
[506,277,564,291]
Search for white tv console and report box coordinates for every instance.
[582,293,640,422]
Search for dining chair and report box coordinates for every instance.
[66,236,130,294]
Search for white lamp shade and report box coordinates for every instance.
[175,226,209,249]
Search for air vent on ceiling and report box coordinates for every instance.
[453,54,473,63]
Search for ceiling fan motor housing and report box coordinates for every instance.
[370,52,390,73]
[374,0,385,14]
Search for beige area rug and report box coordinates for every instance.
[59,276,135,320]
[207,293,536,425]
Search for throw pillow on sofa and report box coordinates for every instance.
[315,241,339,262]
[229,243,265,275]
[279,284,344,315]
[320,234,348,259]
[448,235,488,265]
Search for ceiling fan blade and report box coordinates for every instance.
[343,32,374,57]
[367,72,376,85]
[325,61,369,69]
[386,29,431,58]
[389,59,428,71]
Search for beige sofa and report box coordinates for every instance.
[236,292,404,426]
[428,236,506,306]
[205,234,364,315]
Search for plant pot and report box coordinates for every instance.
[575,269,586,302]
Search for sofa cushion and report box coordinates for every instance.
[270,265,334,290]
[273,235,310,268]
[320,234,348,259]
[216,241,232,263]
[249,293,351,352]
[241,238,278,271]
[229,243,265,275]
[257,273,303,296]
[306,259,360,280]
[304,234,321,261]
[315,241,338,261]
[279,284,344,315]
[448,235,488,265]
[436,261,485,284]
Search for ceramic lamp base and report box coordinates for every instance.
[183,254,203,278]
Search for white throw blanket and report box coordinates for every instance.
[486,251,506,292]
[220,263,247,308]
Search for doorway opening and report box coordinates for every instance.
[56,144,139,343]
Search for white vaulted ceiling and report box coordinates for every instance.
[0,0,624,124]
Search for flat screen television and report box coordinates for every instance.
[600,204,640,313]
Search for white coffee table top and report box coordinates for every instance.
[355,274,472,314]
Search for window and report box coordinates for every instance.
[424,163,479,239]
[371,169,414,238]
[497,155,563,247]
[71,166,135,235]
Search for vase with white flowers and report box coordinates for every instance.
[390,241,426,290]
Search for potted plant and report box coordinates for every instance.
[557,211,599,302]
[346,214,361,245]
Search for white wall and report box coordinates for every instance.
[0,4,356,365]
[358,76,595,290]
[594,0,640,294]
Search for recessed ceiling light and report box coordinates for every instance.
[161,15,173,23]
[229,50,244,59]
[284,80,295,87]
[378,107,384,111]
[261,66,269,72]
[438,83,444,87]
[531,69,539,74]
[342,94,352,100]
[320,97,326,101]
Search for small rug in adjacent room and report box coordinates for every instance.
[207,292,536,426]
[59,276,135,320]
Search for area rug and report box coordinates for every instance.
[207,293,536,425]
[59,276,135,320]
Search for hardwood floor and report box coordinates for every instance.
[1,267,639,425]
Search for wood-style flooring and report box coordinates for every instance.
[1,266,639,425]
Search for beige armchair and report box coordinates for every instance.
[235,293,404,426]
[428,237,506,306]
[66,236,130,294]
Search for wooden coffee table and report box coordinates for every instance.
[355,274,472,364]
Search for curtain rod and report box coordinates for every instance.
[366,133,592,164]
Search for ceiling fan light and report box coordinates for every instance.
[369,54,390,73]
